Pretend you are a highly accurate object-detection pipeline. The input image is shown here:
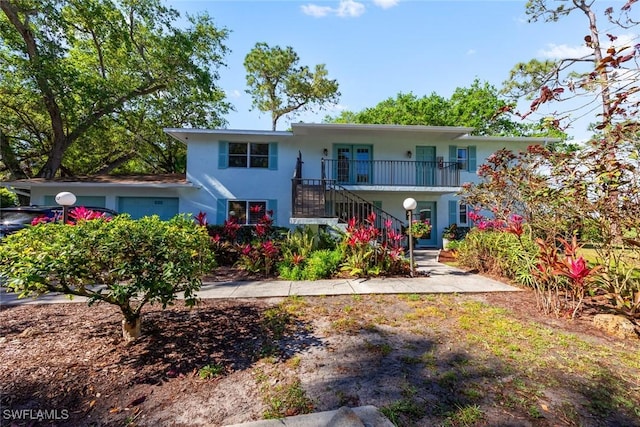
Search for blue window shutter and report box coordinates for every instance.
[267,199,278,223]
[269,142,278,170]
[216,198,227,224]
[448,200,457,226]
[468,146,477,172]
[218,141,229,169]
[449,145,457,163]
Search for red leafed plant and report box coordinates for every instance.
[69,206,110,222]
[194,211,208,226]
[535,236,601,318]
[554,236,601,318]
[341,212,409,277]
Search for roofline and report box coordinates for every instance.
[1,181,198,190]
[291,123,476,134]
[458,135,563,143]
[163,127,293,143]
[163,124,560,143]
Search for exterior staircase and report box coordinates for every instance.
[292,177,407,241]
[291,154,407,242]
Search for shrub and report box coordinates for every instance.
[340,213,409,277]
[457,229,538,284]
[302,249,343,280]
[0,214,214,341]
[278,248,343,281]
[200,209,288,274]
[444,239,462,251]
[0,188,18,207]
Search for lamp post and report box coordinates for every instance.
[403,197,417,277]
[55,191,76,224]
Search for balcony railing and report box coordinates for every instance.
[322,159,460,187]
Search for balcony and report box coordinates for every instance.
[322,159,460,188]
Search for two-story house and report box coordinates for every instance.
[3,123,552,248]
[165,123,551,248]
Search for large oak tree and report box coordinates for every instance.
[0,0,230,179]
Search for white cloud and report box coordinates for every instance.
[301,0,366,18]
[301,4,333,18]
[466,49,476,55]
[337,0,366,17]
[539,43,591,59]
[373,0,399,9]
[225,89,242,98]
[539,33,638,61]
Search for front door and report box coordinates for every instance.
[415,201,437,247]
[416,146,436,186]
[335,145,372,184]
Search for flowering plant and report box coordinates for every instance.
[407,220,431,237]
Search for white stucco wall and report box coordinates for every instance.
[182,133,298,227]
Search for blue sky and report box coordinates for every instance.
[167,0,624,141]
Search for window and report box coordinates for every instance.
[449,145,476,172]
[228,200,267,225]
[459,203,469,225]
[228,142,269,168]
[457,148,468,170]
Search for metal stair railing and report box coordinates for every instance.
[326,180,407,245]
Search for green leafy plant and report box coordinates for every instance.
[0,214,214,341]
[444,239,462,251]
[198,363,224,379]
[0,187,18,207]
[457,229,538,283]
[278,226,339,280]
[407,219,432,238]
[302,249,343,280]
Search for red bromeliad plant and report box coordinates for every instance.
[31,206,111,225]
[194,211,208,226]
[234,210,281,276]
[533,236,601,318]
[554,236,601,318]
[341,212,409,277]
[237,239,280,276]
[69,206,112,222]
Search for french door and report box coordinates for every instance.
[335,144,373,184]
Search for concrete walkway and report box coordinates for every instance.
[0,250,519,306]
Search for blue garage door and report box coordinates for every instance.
[44,195,106,208]
[118,197,179,220]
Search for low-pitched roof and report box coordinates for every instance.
[2,174,195,190]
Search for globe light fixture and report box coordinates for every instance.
[403,197,417,276]
[55,191,76,224]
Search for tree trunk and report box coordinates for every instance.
[38,137,66,179]
[122,316,142,342]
